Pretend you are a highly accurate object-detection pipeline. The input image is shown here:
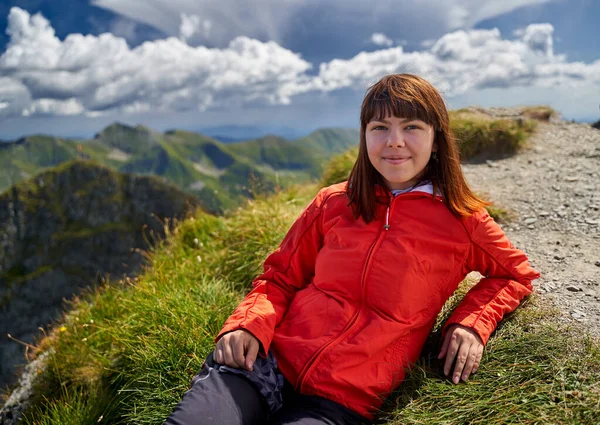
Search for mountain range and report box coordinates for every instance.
[0,123,360,214]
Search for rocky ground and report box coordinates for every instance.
[462,109,600,336]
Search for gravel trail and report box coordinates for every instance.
[462,112,600,336]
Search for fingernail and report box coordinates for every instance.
[462,374,468,381]
[247,361,254,370]
[453,375,459,384]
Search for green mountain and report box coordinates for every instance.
[0,160,200,391]
[0,124,359,214]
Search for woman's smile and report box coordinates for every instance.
[383,156,410,165]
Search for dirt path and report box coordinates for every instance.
[461,112,600,336]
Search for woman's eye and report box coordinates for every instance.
[405,125,420,130]
[372,125,387,130]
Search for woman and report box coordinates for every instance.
[164,74,540,425]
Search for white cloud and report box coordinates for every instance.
[0,7,311,117]
[22,98,85,117]
[1,7,599,121]
[2,7,62,70]
[371,33,393,47]
[310,24,600,97]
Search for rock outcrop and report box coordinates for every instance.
[0,160,200,391]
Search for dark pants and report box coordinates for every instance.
[163,352,371,425]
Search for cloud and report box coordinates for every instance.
[22,98,85,117]
[179,13,212,43]
[309,25,600,96]
[371,33,393,47]
[1,7,599,121]
[522,23,554,56]
[92,0,558,48]
[0,77,31,116]
[0,7,312,117]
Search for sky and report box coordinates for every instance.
[0,0,599,140]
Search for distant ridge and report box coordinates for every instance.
[0,123,359,214]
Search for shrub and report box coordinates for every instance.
[521,105,557,122]
[320,147,359,187]
[449,111,537,161]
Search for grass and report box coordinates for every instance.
[520,106,557,122]
[12,180,600,425]
[449,111,538,161]
[376,278,600,425]
[320,146,359,188]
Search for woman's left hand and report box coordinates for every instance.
[438,324,484,384]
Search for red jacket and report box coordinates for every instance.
[216,181,540,420]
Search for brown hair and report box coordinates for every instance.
[347,73,489,222]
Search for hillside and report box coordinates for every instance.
[0,125,360,214]
[2,107,599,424]
[0,161,200,391]
[1,145,598,422]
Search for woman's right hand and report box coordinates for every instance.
[214,329,260,371]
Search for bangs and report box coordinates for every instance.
[361,81,436,128]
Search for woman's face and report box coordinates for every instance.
[365,115,436,191]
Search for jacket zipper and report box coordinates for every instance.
[295,194,397,392]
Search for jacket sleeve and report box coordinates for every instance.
[214,188,328,356]
[442,208,541,345]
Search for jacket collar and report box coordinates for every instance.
[373,182,440,203]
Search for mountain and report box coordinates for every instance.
[0,160,200,390]
[0,125,359,214]
[198,124,307,141]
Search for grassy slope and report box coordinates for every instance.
[15,180,600,425]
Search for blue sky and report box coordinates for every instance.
[0,0,599,140]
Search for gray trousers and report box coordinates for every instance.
[163,351,371,425]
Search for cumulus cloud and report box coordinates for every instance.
[1,7,599,120]
[309,26,600,96]
[371,33,393,47]
[0,7,311,117]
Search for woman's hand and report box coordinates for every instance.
[214,329,260,371]
[438,324,484,384]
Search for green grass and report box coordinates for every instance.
[375,277,600,425]
[449,111,538,161]
[320,146,359,187]
[14,181,600,425]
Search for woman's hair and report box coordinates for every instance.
[346,73,489,223]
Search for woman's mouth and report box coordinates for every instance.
[383,157,410,164]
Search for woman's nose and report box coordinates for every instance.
[386,128,405,147]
